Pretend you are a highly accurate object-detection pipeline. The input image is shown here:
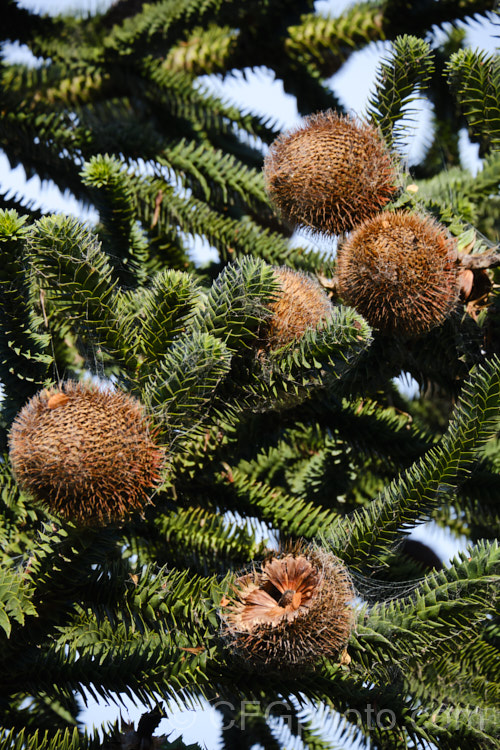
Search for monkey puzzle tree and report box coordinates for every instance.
[0,0,499,748]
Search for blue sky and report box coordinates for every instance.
[1,1,499,747]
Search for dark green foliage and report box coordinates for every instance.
[325,357,500,569]
[0,211,52,429]
[446,47,500,153]
[0,1,499,749]
[190,256,277,349]
[81,155,151,285]
[367,35,435,150]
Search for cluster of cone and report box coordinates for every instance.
[221,546,353,669]
[9,381,164,524]
[8,385,354,671]
[9,382,354,670]
[264,110,466,338]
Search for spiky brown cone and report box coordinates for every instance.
[8,381,164,524]
[221,547,353,669]
[264,267,333,348]
[337,211,461,337]
[263,110,398,235]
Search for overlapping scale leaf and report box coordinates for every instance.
[269,305,373,389]
[80,154,150,286]
[143,331,232,433]
[325,356,500,568]
[0,210,52,424]
[26,215,140,374]
[366,35,434,150]
[447,47,500,151]
[192,257,277,349]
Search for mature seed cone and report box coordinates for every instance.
[264,267,333,348]
[8,381,164,524]
[337,211,461,337]
[263,110,398,235]
[221,548,354,669]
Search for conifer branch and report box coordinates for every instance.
[325,357,500,568]
[447,47,500,152]
[367,35,434,150]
